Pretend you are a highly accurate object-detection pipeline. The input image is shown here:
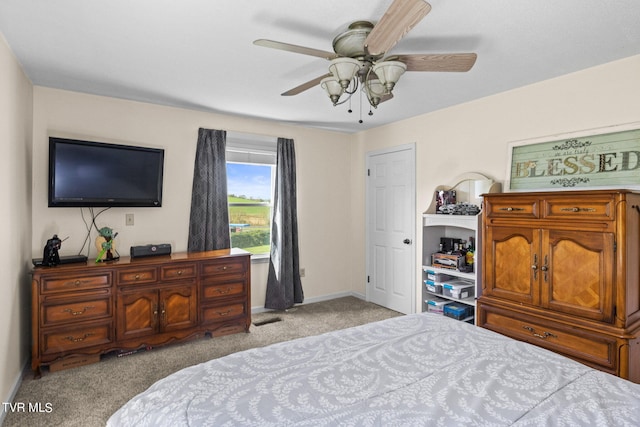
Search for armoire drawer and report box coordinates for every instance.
[480,305,618,372]
[485,197,539,219]
[543,195,614,221]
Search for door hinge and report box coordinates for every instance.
[367,169,370,176]
[367,275,370,283]
[614,240,617,252]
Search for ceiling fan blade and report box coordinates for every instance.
[254,39,339,60]
[364,0,432,56]
[395,53,477,72]
[282,73,332,96]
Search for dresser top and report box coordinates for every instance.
[33,248,251,273]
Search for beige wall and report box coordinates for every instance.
[0,35,33,410]
[349,54,640,312]
[31,88,353,311]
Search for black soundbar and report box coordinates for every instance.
[130,243,172,258]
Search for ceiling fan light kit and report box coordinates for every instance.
[328,57,362,89]
[255,0,476,123]
[372,60,406,91]
[320,76,344,105]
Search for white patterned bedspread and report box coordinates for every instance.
[107,312,640,426]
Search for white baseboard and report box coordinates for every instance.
[251,291,366,314]
[1,359,28,424]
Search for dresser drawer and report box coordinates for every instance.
[480,306,617,372]
[202,280,245,301]
[41,296,112,327]
[41,321,113,355]
[543,196,614,221]
[485,197,539,219]
[40,273,111,294]
[201,259,246,276]
[117,267,157,285]
[201,302,246,324]
[161,263,197,281]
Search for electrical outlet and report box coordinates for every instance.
[125,213,134,226]
[299,268,306,277]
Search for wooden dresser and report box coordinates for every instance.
[31,248,251,376]
[478,190,640,383]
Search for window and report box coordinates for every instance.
[226,133,277,256]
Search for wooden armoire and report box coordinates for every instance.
[478,189,640,383]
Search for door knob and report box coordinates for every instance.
[403,239,412,245]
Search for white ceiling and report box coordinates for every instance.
[1,0,639,133]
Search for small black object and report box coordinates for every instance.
[33,255,88,267]
[130,243,172,258]
[42,234,62,266]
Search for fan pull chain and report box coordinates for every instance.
[359,89,363,123]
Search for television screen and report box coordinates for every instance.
[48,137,164,207]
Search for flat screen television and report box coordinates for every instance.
[48,137,165,207]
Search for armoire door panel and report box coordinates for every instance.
[543,230,615,322]
[485,226,539,305]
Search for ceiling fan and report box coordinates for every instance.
[254,0,477,121]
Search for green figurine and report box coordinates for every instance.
[95,226,118,262]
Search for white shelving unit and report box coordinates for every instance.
[421,174,501,323]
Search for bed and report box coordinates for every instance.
[107,312,640,426]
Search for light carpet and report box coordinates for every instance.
[4,296,400,427]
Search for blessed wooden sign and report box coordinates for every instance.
[507,123,640,191]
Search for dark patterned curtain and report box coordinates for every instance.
[265,138,303,310]
[187,128,230,252]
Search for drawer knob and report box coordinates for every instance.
[177,270,183,275]
[500,207,524,212]
[134,274,140,280]
[218,288,231,294]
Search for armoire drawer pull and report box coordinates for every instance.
[499,207,524,211]
[523,325,557,340]
[560,207,596,212]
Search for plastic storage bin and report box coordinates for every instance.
[424,279,443,295]
[442,279,475,300]
[426,297,452,315]
[424,269,455,282]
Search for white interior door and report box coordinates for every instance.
[366,144,416,314]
